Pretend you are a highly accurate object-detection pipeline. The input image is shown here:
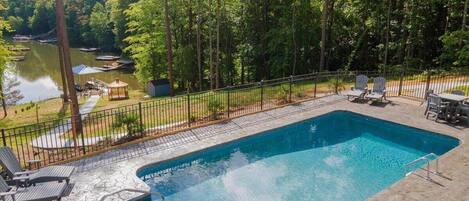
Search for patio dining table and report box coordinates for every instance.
[438,93,469,122]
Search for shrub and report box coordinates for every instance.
[327,78,346,94]
[276,85,290,104]
[295,91,306,98]
[207,96,224,120]
[112,112,143,139]
[189,115,197,123]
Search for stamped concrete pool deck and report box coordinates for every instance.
[64,95,468,201]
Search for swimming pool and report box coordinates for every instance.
[137,111,459,201]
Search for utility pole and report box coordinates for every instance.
[56,0,81,148]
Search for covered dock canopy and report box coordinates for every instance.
[108,79,129,100]
[72,64,103,75]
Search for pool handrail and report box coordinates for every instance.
[404,153,439,180]
[99,188,164,201]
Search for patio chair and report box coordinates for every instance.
[451,90,465,96]
[457,105,469,126]
[425,94,449,122]
[365,77,386,102]
[346,75,369,101]
[0,147,74,185]
[451,90,469,105]
[0,176,68,201]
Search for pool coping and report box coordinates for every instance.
[64,96,468,201]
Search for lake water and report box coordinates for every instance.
[7,41,140,104]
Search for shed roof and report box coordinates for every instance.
[108,79,128,88]
[149,79,170,86]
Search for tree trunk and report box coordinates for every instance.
[444,0,451,34]
[215,0,221,89]
[188,0,196,90]
[56,0,81,148]
[163,0,175,96]
[292,3,297,75]
[319,0,330,71]
[383,0,392,75]
[196,0,203,91]
[209,0,214,90]
[0,83,7,118]
[405,0,415,70]
[346,27,368,70]
[57,46,68,103]
[262,2,270,79]
[397,0,407,64]
[460,0,468,47]
[326,1,334,70]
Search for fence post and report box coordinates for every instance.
[260,80,264,110]
[227,86,231,118]
[289,75,293,102]
[335,72,340,94]
[138,102,144,135]
[187,92,191,127]
[424,70,432,99]
[1,129,6,146]
[398,70,404,96]
[79,113,86,155]
[314,72,318,98]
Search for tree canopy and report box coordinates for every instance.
[2,0,468,92]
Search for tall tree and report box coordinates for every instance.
[89,2,114,50]
[319,0,331,71]
[56,0,81,146]
[208,0,214,90]
[163,0,175,96]
[383,0,392,75]
[460,0,468,47]
[0,0,11,117]
[196,0,202,91]
[215,0,221,88]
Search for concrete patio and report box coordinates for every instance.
[63,95,468,201]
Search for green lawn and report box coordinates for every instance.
[0,97,87,129]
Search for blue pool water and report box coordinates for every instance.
[137,111,459,201]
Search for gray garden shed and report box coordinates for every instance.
[146,79,170,97]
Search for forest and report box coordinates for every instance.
[3,0,469,92]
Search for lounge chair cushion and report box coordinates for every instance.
[366,93,384,100]
[347,90,366,98]
[27,166,75,184]
[5,182,68,201]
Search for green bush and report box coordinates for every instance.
[295,91,306,98]
[276,85,290,104]
[207,96,224,120]
[112,112,143,138]
[327,78,346,94]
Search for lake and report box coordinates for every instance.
[7,41,141,104]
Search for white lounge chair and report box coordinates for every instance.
[346,75,368,101]
[365,77,387,102]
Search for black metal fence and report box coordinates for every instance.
[1,69,468,167]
